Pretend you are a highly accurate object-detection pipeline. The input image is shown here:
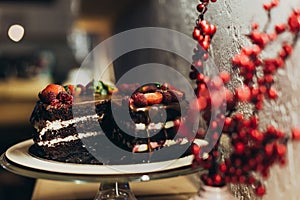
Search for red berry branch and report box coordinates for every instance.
[190,0,300,196]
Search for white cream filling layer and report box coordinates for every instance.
[135,121,175,130]
[39,114,101,139]
[38,132,99,147]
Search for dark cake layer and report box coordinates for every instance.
[29,140,102,164]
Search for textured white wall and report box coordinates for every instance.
[205,1,300,199]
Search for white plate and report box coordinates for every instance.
[5,139,194,175]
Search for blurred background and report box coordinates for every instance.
[0,0,192,199]
[0,0,133,199]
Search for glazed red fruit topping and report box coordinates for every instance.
[131,92,148,107]
[41,84,65,96]
[38,91,56,104]
[140,84,158,93]
[144,92,163,105]
[39,84,65,103]
[57,91,73,104]
[162,91,173,104]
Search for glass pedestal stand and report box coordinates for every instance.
[95,182,136,200]
[0,140,202,200]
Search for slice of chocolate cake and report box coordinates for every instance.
[29,81,195,164]
[29,82,113,164]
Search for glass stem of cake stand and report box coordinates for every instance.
[94,182,137,200]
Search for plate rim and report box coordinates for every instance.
[5,139,194,175]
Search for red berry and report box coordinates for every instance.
[225,88,236,109]
[292,127,300,140]
[259,85,267,94]
[194,60,203,68]
[206,177,213,186]
[210,76,223,88]
[250,116,259,128]
[197,73,205,81]
[213,174,223,185]
[42,84,65,96]
[288,10,300,32]
[275,24,286,34]
[263,3,272,11]
[193,27,201,40]
[191,143,201,156]
[209,25,217,35]
[252,23,259,30]
[219,163,227,173]
[236,86,251,102]
[203,53,209,60]
[283,43,293,56]
[235,142,245,154]
[200,39,210,50]
[198,35,204,43]
[234,113,244,121]
[255,185,266,196]
[275,144,286,156]
[197,96,208,110]
[256,101,264,110]
[200,20,210,33]
[267,88,278,99]
[248,158,257,168]
[197,4,206,12]
[262,169,270,178]
[265,144,274,156]
[219,71,231,83]
[251,129,263,142]
[210,90,225,107]
[264,74,274,83]
[223,117,233,132]
[132,93,148,107]
[271,0,279,7]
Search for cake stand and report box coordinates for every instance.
[0,139,202,199]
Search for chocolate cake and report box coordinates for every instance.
[29,81,194,164]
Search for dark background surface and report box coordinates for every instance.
[0,124,35,200]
